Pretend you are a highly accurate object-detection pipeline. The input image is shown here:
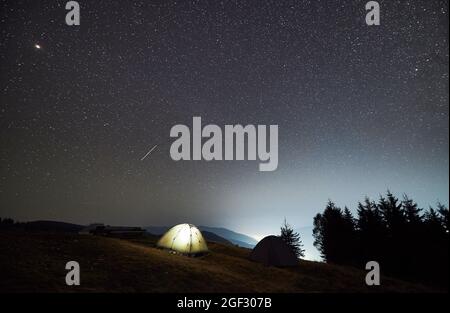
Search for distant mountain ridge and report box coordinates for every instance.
[198,231,232,245]
[145,225,258,249]
[198,226,258,248]
[3,219,257,249]
[144,226,168,235]
[22,220,85,233]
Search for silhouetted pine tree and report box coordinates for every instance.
[313,201,348,264]
[341,207,358,265]
[343,207,356,226]
[379,191,407,232]
[403,194,422,225]
[280,219,305,258]
[437,203,449,233]
[399,195,425,277]
[357,197,385,264]
[379,191,410,271]
[421,206,449,286]
[424,207,444,234]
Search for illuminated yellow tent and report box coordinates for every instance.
[157,224,208,255]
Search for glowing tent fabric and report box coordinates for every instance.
[157,224,209,255]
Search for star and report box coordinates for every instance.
[0,0,447,263]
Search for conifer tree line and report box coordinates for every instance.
[313,191,449,286]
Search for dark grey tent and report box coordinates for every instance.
[249,235,298,267]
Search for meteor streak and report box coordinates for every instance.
[140,145,158,161]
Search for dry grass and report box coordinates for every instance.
[0,231,439,293]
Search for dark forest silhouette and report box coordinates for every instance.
[313,191,449,287]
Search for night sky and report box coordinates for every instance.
[0,0,448,259]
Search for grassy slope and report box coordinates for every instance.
[0,231,438,293]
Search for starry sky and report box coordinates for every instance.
[0,0,448,259]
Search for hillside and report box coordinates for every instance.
[0,231,439,293]
[11,220,85,233]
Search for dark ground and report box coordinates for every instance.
[0,230,443,293]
